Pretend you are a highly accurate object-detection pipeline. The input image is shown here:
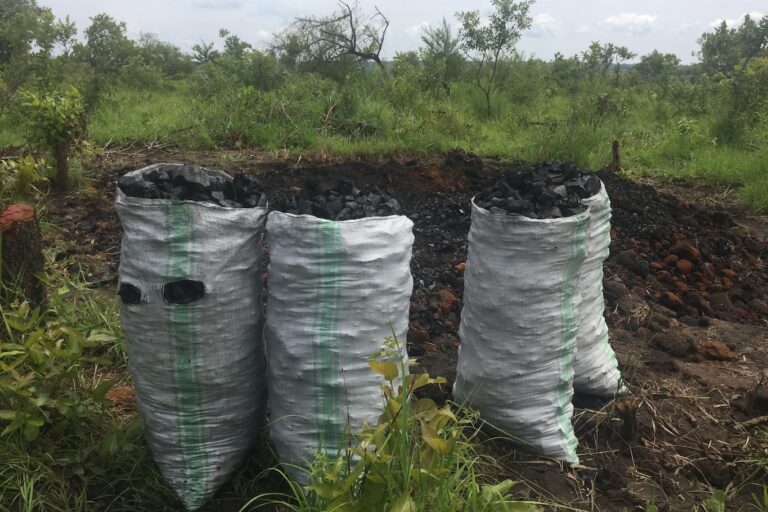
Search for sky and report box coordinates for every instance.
[46,0,766,63]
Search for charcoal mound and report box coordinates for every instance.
[285,180,401,221]
[475,161,600,219]
[118,164,268,208]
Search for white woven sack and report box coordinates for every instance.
[573,183,625,396]
[453,199,589,463]
[116,164,268,510]
[265,212,413,482]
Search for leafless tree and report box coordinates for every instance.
[274,1,389,72]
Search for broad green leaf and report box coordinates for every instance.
[0,410,16,420]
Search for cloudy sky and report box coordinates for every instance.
[47,0,765,63]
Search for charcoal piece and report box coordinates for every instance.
[118,164,267,208]
[284,181,402,220]
[474,160,597,219]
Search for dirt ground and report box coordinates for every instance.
[49,149,768,511]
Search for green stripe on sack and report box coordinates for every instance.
[165,202,206,506]
[312,220,343,453]
[556,219,587,463]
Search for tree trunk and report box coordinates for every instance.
[484,88,492,118]
[54,141,70,191]
[0,204,46,309]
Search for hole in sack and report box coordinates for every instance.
[118,283,143,305]
[163,280,205,304]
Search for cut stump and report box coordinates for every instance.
[0,203,45,308]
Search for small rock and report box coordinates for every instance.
[709,292,733,312]
[676,259,693,273]
[604,280,629,304]
[696,340,735,361]
[436,289,458,314]
[653,331,694,358]
[407,321,431,344]
[664,254,679,265]
[685,292,714,316]
[669,240,702,262]
[617,250,649,277]
[660,291,684,310]
[721,269,736,278]
[749,299,768,315]
[455,262,466,272]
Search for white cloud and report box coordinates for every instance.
[575,24,592,34]
[709,11,764,27]
[192,0,243,9]
[604,13,658,34]
[405,21,430,36]
[529,13,561,37]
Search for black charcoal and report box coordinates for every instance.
[285,180,401,220]
[118,164,268,208]
[475,161,601,219]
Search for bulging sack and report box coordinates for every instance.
[265,212,414,481]
[116,164,268,511]
[573,183,625,396]
[453,199,589,463]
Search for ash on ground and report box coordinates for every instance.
[286,180,401,220]
[118,164,268,208]
[475,161,600,219]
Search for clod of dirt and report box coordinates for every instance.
[474,161,598,219]
[285,180,401,220]
[118,164,268,208]
[652,331,695,358]
[696,339,736,361]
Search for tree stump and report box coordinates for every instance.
[0,204,46,308]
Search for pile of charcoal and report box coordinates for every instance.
[286,180,401,221]
[118,165,268,208]
[475,161,601,219]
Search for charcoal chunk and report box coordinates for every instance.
[118,164,268,208]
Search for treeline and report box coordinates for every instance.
[1,0,767,197]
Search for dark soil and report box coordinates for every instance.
[48,148,768,511]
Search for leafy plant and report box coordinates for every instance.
[0,155,48,202]
[245,337,545,512]
[20,85,86,190]
[0,300,114,442]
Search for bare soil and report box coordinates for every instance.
[48,149,768,511]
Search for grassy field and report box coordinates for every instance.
[4,75,765,212]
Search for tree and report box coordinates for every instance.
[136,32,193,77]
[456,0,534,117]
[581,41,635,82]
[191,40,217,64]
[699,14,768,77]
[274,1,389,74]
[420,18,463,97]
[633,50,680,87]
[21,86,86,191]
[80,14,133,74]
[0,0,74,114]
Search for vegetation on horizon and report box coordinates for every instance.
[1,0,767,207]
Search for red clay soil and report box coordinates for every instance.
[48,149,768,511]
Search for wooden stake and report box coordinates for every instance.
[612,140,622,172]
